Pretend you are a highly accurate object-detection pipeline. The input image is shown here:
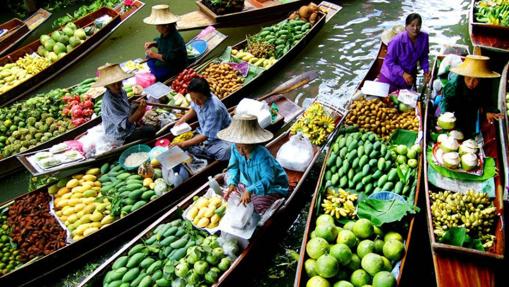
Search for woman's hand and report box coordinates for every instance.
[144,42,153,50]
[403,72,414,85]
[423,71,431,84]
[486,112,503,124]
[145,49,157,59]
[175,118,186,127]
[240,191,251,205]
[137,99,146,111]
[224,185,236,200]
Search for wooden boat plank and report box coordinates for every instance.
[176,0,308,31]
[5,27,226,179]
[469,0,509,52]
[24,8,52,30]
[497,62,509,201]
[423,51,505,287]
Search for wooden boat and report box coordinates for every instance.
[0,1,147,107]
[0,9,52,57]
[115,0,145,23]
[422,52,506,287]
[469,0,509,52]
[76,99,345,287]
[0,8,121,107]
[0,88,303,286]
[293,41,423,286]
[177,0,309,31]
[497,61,508,202]
[0,27,226,179]
[16,1,337,177]
[172,1,341,109]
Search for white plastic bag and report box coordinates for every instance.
[438,54,462,76]
[223,192,254,229]
[235,98,272,128]
[276,132,313,172]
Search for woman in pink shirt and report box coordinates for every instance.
[379,13,431,92]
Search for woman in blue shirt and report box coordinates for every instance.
[143,5,187,81]
[218,114,289,214]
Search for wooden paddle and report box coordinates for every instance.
[155,71,320,136]
[137,100,191,111]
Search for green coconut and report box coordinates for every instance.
[74,28,87,40]
[53,42,66,54]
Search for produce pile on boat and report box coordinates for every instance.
[0,17,108,95]
[345,97,419,140]
[50,168,114,241]
[101,219,235,287]
[304,216,403,287]
[186,195,227,229]
[7,191,67,261]
[434,130,482,171]
[475,0,509,26]
[52,0,122,28]
[0,78,96,159]
[321,188,358,220]
[0,210,22,275]
[171,68,201,96]
[202,0,244,15]
[230,49,276,69]
[324,131,420,197]
[288,3,322,24]
[201,63,244,99]
[290,102,335,145]
[430,189,497,250]
[166,91,192,109]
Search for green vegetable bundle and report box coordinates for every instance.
[52,0,120,28]
[254,19,313,59]
[475,0,509,26]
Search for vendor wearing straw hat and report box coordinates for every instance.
[95,63,156,143]
[143,5,187,82]
[379,13,431,92]
[219,114,289,215]
[442,54,502,137]
[174,77,232,161]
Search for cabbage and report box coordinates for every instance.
[440,136,459,153]
[437,112,456,130]
[461,153,478,171]
[442,152,460,169]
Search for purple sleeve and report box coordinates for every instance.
[420,34,430,73]
[384,39,405,78]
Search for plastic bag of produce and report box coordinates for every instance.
[135,72,156,88]
[276,132,313,172]
[235,98,272,128]
[438,54,462,76]
[223,191,254,229]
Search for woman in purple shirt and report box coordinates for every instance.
[379,13,431,92]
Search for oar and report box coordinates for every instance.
[137,100,190,111]
[157,71,320,136]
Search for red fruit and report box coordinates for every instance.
[82,109,93,117]
[82,100,94,109]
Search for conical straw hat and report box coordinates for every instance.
[92,63,133,87]
[217,114,273,144]
[381,25,405,45]
[450,55,500,78]
[143,5,179,25]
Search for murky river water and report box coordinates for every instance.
[0,0,473,285]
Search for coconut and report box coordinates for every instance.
[57,52,66,60]
[62,26,74,37]
[440,136,459,153]
[65,22,77,31]
[66,45,73,53]
[459,139,478,155]
[43,38,55,52]
[461,153,478,171]
[442,152,460,169]
[40,34,51,44]
[37,45,47,57]
[448,130,464,141]
[53,42,66,54]
[59,34,69,45]
[437,112,456,130]
[46,52,58,63]
[437,133,448,143]
[51,31,62,42]
[299,6,311,19]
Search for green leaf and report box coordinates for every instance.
[357,198,416,226]
[439,227,466,246]
[472,239,485,251]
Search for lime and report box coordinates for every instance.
[372,271,396,287]
[315,223,339,243]
[305,258,318,277]
[347,254,361,271]
[307,276,331,287]
[317,214,335,226]
[333,281,354,287]
[337,230,357,249]
[373,239,385,254]
[307,237,330,259]
[382,239,405,261]
[381,256,392,272]
[356,240,374,258]
[343,221,355,231]
[383,232,402,242]
[350,269,371,287]
[352,219,374,239]
[316,254,339,278]
[361,253,384,276]
[329,243,353,266]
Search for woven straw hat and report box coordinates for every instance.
[381,25,404,45]
[217,114,273,144]
[450,55,500,78]
[92,63,133,87]
[143,5,179,25]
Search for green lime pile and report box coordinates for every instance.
[304,215,405,287]
[0,211,22,275]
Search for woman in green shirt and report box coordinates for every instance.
[143,5,187,81]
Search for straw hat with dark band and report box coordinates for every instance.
[92,63,133,87]
[217,114,273,144]
[143,5,179,25]
[450,55,500,78]
[381,25,404,45]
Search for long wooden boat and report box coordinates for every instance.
[293,41,423,286]
[0,1,146,107]
[172,1,341,109]
[497,61,509,201]
[0,27,226,179]
[177,0,309,31]
[422,52,506,287]
[76,99,345,287]
[0,9,52,57]
[0,89,301,286]
[16,1,337,177]
[469,0,509,52]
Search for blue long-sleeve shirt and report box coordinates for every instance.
[101,89,134,142]
[226,144,289,196]
[191,95,231,142]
